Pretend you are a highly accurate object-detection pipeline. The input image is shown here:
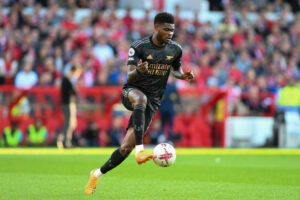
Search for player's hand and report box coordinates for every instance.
[183,70,194,81]
[137,60,148,73]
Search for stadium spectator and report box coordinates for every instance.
[81,58,97,87]
[122,7,134,31]
[84,121,100,147]
[94,68,108,86]
[236,50,251,75]
[242,85,270,115]
[0,51,18,85]
[42,57,61,86]
[10,1,27,28]
[93,35,114,65]
[159,76,180,143]
[147,119,163,145]
[107,115,124,146]
[223,78,247,115]
[278,79,300,109]
[107,63,128,85]
[11,96,31,118]
[26,118,48,146]
[2,120,23,147]
[14,60,38,89]
[217,8,238,35]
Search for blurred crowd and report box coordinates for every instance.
[1,0,300,147]
[0,0,299,90]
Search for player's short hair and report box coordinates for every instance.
[69,65,82,75]
[154,12,174,25]
[70,65,77,72]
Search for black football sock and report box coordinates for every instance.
[100,148,128,174]
[133,104,146,145]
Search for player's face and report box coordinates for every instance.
[73,69,82,78]
[157,23,175,43]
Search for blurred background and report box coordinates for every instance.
[0,0,299,148]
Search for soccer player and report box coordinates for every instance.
[85,12,194,195]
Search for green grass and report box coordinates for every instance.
[0,148,300,200]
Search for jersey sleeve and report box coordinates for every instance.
[172,47,182,70]
[127,45,141,66]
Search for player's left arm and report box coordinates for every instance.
[171,48,194,81]
[172,67,194,81]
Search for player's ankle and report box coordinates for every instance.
[135,144,144,156]
[93,169,103,178]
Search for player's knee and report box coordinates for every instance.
[134,95,147,106]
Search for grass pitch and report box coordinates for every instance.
[0,148,300,200]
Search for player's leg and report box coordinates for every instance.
[85,88,150,195]
[126,89,147,153]
[57,105,70,149]
[125,88,154,163]
[84,128,135,195]
[100,127,135,173]
[120,87,150,156]
[134,105,157,164]
[65,103,77,148]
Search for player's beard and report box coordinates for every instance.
[157,33,168,45]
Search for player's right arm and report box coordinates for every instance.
[127,46,148,82]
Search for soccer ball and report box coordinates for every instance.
[153,143,176,167]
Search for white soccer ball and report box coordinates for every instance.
[153,143,176,167]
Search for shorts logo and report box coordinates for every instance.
[166,56,173,60]
[128,48,135,56]
[122,89,128,98]
[147,54,153,59]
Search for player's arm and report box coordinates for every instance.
[127,46,148,82]
[171,49,194,81]
[127,61,148,82]
[171,66,184,79]
[172,67,194,81]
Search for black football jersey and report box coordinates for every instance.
[61,76,77,105]
[124,35,182,110]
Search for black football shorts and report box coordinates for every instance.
[121,87,157,132]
